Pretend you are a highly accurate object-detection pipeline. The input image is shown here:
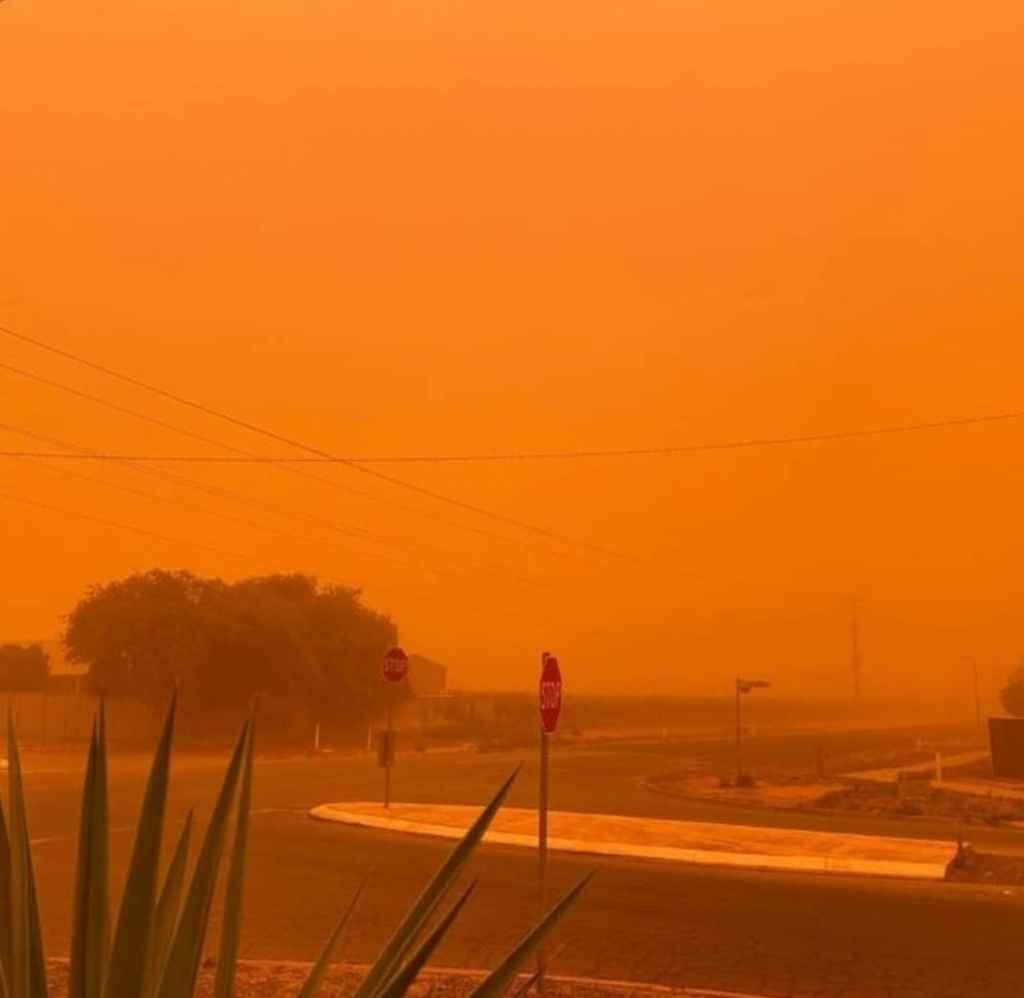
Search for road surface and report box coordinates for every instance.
[17,736,1024,997]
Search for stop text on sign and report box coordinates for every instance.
[382,646,409,683]
[540,682,561,710]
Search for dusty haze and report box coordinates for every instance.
[2,0,1023,700]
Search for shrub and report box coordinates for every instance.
[1000,667,1024,717]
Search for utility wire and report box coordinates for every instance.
[7,447,470,586]
[0,420,378,544]
[0,406,1020,463]
[0,491,254,563]
[0,356,597,564]
[0,325,639,563]
[0,488,554,627]
[0,422,557,596]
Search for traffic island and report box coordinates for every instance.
[310,802,957,881]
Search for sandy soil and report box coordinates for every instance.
[42,960,693,998]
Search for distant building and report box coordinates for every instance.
[407,654,447,695]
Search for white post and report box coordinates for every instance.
[314,722,321,753]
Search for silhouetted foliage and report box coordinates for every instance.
[1000,666,1024,717]
[64,570,400,735]
[0,642,50,690]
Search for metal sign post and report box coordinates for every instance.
[381,646,409,809]
[384,705,393,808]
[537,651,563,987]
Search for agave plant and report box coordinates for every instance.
[0,698,590,998]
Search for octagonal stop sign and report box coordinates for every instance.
[382,646,409,683]
[539,654,562,734]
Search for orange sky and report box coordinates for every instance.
[3,0,1024,701]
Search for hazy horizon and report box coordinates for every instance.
[3,0,1023,701]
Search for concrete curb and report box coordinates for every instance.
[310,803,955,881]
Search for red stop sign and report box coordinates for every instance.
[382,646,409,683]
[539,653,562,734]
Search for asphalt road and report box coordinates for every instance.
[18,735,1024,997]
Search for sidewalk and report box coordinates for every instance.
[845,750,1024,803]
[310,801,957,881]
[845,749,989,784]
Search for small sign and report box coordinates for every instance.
[539,653,562,734]
[382,646,409,683]
[737,679,771,694]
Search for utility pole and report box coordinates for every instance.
[735,679,742,786]
[850,596,863,700]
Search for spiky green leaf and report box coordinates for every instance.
[156,721,249,998]
[213,723,254,998]
[7,711,48,998]
[378,881,477,998]
[508,941,568,998]
[141,812,193,998]
[104,695,176,998]
[0,798,13,990]
[70,710,109,998]
[294,880,366,998]
[467,873,594,998]
[355,767,519,998]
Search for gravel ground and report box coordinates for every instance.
[42,960,703,998]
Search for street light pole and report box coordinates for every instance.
[735,678,743,786]
[735,678,771,786]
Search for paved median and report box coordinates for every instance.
[310,802,957,880]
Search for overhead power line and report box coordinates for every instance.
[0,420,557,596]
[0,407,1021,464]
[0,489,546,624]
[4,435,501,589]
[0,491,254,563]
[0,357,590,565]
[0,325,639,563]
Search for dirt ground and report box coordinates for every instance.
[43,960,689,998]
[950,850,1024,887]
[642,726,1024,828]
[815,781,1024,824]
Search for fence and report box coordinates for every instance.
[0,691,159,744]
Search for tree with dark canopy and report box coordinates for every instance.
[1001,666,1024,717]
[64,569,400,736]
